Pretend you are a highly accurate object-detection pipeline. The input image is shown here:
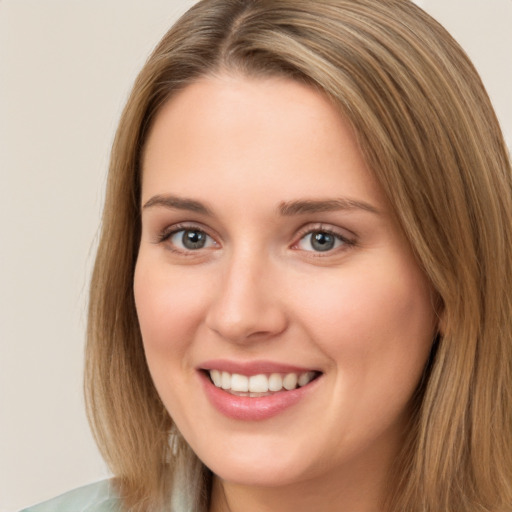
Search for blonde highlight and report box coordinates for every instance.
[85,1,512,510]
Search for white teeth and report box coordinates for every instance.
[208,370,317,393]
[249,374,269,393]
[268,373,283,392]
[283,373,298,390]
[221,371,231,390]
[231,373,249,392]
[210,369,221,387]
[298,371,315,387]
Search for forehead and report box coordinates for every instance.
[143,74,345,158]
[141,73,386,210]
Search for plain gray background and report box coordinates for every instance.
[1,1,510,510]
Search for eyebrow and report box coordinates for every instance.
[278,198,380,216]
[142,194,213,215]
[142,194,379,217]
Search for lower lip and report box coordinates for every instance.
[199,371,320,421]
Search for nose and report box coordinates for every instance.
[205,249,288,344]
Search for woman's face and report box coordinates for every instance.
[135,74,436,490]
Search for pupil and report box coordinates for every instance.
[183,230,206,249]
[311,232,334,252]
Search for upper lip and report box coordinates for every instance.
[199,359,321,376]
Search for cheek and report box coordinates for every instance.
[133,259,209,363]
[133,257,214,427]
[291,256,435,385]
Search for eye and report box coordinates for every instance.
[168,228,216,251]
[297,230,350,252]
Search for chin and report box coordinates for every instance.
[195,438,312,488]
[210,461,308,488]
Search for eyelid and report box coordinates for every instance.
[291,223,357,254]
[152,221,355,256]
[154,222,220,251]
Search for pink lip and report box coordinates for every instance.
[199,359,318,376]
[198,366,321,421]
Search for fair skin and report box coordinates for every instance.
[134,73,437,512]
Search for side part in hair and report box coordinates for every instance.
[85,1,512,510]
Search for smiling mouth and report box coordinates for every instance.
[205,369,322,397]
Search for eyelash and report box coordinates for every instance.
[154,223,216,255]
[154,223,356,255]
[292,224,356,255]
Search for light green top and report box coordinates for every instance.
[20,480,121,512]
[20,479,189,512]
[20,481,123,512]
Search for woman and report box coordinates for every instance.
[23,0,512,511]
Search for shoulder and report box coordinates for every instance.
[20,480,122,512]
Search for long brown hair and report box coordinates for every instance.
[85,1,512,510]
